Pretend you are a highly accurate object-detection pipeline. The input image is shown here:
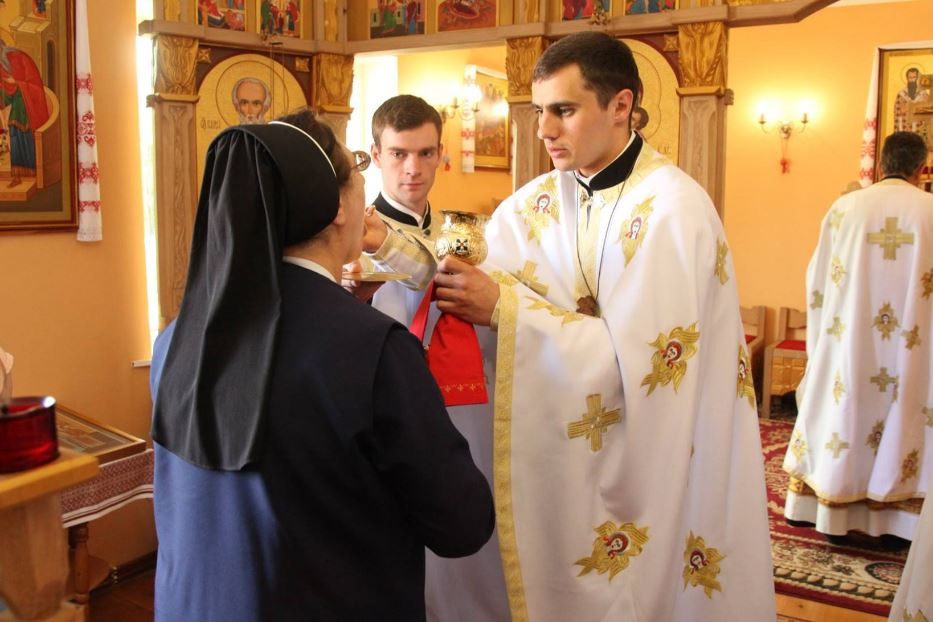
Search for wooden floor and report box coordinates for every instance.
[88,571,887,621]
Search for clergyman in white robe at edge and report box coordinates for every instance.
[419,31,775,621]
[889,483,933,621]
[783,131,933,541]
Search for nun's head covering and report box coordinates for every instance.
[152,115,347,470]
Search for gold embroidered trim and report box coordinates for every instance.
[785,474,927,506]
[492,285,529,622]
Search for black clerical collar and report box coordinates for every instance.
[373,193,432,233]
[574,133,643,196]
[881,175,909,182]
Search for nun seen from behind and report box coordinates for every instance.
[149,109,495,622]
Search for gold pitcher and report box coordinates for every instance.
[435,210,490,266]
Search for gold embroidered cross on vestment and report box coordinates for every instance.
[825,433,850,458]
[567,394,622,452]
[870,367,897,392]
[867,217,914,260]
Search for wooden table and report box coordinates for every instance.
[0,450,98,620]
[53,407,151,608]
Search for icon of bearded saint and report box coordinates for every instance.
[641,322,700,395]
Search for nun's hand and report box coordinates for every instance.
[433,256,499,326]
[342,260,382,302]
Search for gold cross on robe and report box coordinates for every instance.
[567,394,622,452]
[825,432,850,458]
[870,367,897,392]
[867,217,914,260]
[515,261,548,296]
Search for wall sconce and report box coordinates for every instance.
[438,65,482,121]
[758,111,810,174]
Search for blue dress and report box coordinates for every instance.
[151,264,494,621]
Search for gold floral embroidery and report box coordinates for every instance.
[865,420,884,455]
[525,297,585,326]
[641,322,700,395]
[827,316,846,341]
[832,371,845,404]
[923,268,933,299]
[715,239,729,285]
[810,290,824,309]
[831,257,846,286]
[903,325,921,350]
[829,208,844,230]
[519,176,560,243]
[870,367,897,393]
[575,520,649,582]
[682,532,725,598]
[790,430,808,462]
[619,197,654,266]
[567,394,622,452]
[736,347,755,408]
[903,609,929,622]
[825,433,850,458]
[872,302,899,340]
[901,449,920,483]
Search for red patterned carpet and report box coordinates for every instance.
[761,418,908,617]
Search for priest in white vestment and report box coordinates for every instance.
[784,131,933,540]
[889,490,933,621]
[431,32,776,621]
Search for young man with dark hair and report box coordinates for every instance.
[431,31,776,620]
[348,95,445,323]
[784,131,933,547]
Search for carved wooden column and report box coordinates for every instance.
[148,34,200,326]
[312,53,354,141]
[507,36,550,192]
[675,21,729,218]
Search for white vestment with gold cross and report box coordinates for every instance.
[890,490,933,621]
[784,178,933,539]
[429,142,775,621]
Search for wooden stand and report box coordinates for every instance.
[0,450,98,620]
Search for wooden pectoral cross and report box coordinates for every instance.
[576,295,600,317]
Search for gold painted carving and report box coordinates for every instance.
[295,57,310,73]
[197,48,212,65]
[663,34,679,53]
[313,53,354,112]
[155,35,198,97]
[507,36,547,99]
[677,22,727,91]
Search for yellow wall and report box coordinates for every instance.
[0,1,155,565]
[397,46,514,214]
[725,0,933,341]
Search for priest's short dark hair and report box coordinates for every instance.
[881,131,928,179]
[533,31,640,110]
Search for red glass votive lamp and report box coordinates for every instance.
[0,396,59,473]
